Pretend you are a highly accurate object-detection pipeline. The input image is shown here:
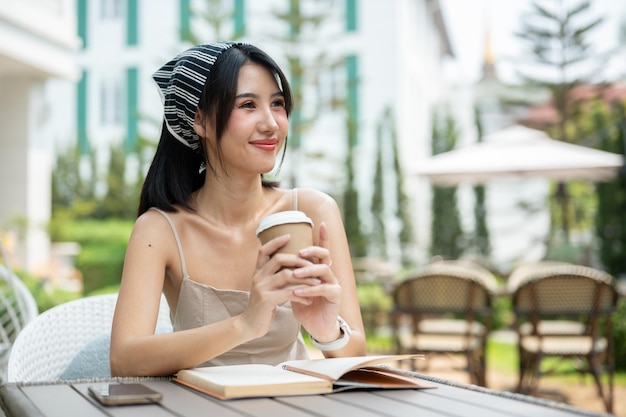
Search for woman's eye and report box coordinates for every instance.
[272,99,286,108]
[239,101,255,109]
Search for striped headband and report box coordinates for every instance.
[152,42,238,154]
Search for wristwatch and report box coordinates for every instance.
[309,316,352,351]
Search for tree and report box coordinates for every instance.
[343,101,367,257]
[369,117,387,259]
[388,108,414,266]
[515,0,605,243]
[430,114,464,260]
[51,144,98,221]
[471,105,491,257]
[369,107,414,265]
[99,142,138,219]
[594,100,626,276]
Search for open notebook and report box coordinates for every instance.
[174,354,434,400]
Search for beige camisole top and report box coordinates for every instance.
[151,190,309,367]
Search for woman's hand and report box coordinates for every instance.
[240,233,323,340]
[290,222,343,342]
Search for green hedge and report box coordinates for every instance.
[614,298,626,371]
[50,218,133,295]
[15,269,80,313]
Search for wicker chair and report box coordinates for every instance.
[391,260,498,386]
[509,262,619,413]
[7,293,172,382]
[0,246,39,382]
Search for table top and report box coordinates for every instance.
[0,373,612,417]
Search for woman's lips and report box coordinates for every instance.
[250,139,278,151]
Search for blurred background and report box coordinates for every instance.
[0,0,625,369]
[2,0,626,412]
[3,0,625,295]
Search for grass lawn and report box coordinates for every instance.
[365,335,626,385]
[488,339,626,385]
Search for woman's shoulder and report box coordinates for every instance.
[294,187,339,213]
[134,206,187,233]
[294,186,332,200]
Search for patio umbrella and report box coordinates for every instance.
[414,124,624,186]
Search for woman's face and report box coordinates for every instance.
[203,62,289,177]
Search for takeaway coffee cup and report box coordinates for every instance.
[256,211,314,255]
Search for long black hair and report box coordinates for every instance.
[138,44,293,216]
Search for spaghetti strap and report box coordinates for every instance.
[149,208,190,279]
[292,188,298,211]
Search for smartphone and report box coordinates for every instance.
[88,383,163,406]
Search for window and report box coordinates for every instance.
[100,0,123,20]
[100,77,123,126]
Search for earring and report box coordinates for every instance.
[199,161,206,174]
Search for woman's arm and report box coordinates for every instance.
[291,189,367,357]
[110,211,260,376]
[110,209,329,376]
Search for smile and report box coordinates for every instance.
[250,139,278,151]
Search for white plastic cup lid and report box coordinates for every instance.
[256,211,313,236]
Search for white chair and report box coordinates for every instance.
[0,247,39,382]
[7,293,172,382]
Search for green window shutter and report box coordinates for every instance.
[77,0,88,48]
[234,0,245,38]
[77,70,89,154]
[127,0,138,45]
[126,67,138,152]
[180,0,192,41]
[346,0,357,32]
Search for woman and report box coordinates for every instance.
[110,41,366,377]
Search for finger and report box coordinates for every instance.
[266,253,314,277]
[256,234,290,269]
[293,283,342,300]
[266,285,314,305]
[257,265,321,292]
[318,221,330,251]
[320,222,333,267]
[262,234,291,256]
[293,263,335,282]
[271,267,322,286]
[290,296,313,305]
[298,246,331,265]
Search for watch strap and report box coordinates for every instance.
[309,316,352,351]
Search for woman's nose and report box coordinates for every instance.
[259,107,279,132]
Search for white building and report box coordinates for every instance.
[0,0,80,270]
[63,0,454,266]
[1,0,454,272]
